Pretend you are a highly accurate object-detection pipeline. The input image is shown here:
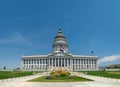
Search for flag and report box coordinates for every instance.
[60,45,64,52]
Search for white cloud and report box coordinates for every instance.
[99,54,120,63]
[0,32,31,46]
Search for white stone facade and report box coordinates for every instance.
[21,29,98,71]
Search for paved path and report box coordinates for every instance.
[0,72,120,87]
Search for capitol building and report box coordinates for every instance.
[21,29,98,71]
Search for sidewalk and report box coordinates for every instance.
[0,72,120,87]
[75,72,120,83]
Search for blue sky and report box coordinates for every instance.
[0,0,120,68]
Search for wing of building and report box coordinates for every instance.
[21,29,98,71]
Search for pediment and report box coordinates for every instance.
[48,52,72,58]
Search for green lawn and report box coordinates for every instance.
[0,71,33,79]
[85,71,120,79]
[28,76,93,82]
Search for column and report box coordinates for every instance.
[96,59,98,69]
[92,60,94,69]
[25,59,27,70]
[63,58,64,67]
[33,59,34,70]
[90,59,92,70]
[43,59,45,70]
[70,58,72,70]
[44,59,45,65]
[87,59,89,70]
[52,58,53,67]
[85,59,87,70]
[58,58,59,67]
[68,58,70,66]
[24,60,25,70]
[29,59,31,70]
[88,59,89,70]
[48,58,50,67]
[33,59,35,70]
[77,59,78,70]
[41,59,43,68]
[23,59,25,69]
[93,60,95,69]
[75,59,77,70]
[38,59,40,70]
[84,59,86,70]
[67,58,68,67]
[83,59,85,70]
[89,59,91,70]
[91,59,93,69]
[94,60,95,69]
[77,59,79,70]
[21,59,24,70]
[61,58,62,67]
[55,58,56,67]
[80,59,81,70]
[64,58,65,67]
[28,59,30,69]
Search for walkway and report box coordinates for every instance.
[0,72,120,87]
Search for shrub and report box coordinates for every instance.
[60,72,67,77]
[49,69,71,77]
[45,76,54,79]
[54,73,60,77]
[66,71,71,76]
[60,72,71,77]
[50,72,55,76]
[55,70,63,73]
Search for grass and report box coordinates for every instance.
[84,71,120,79]
[28,76,93,82]
[0,71,33,79]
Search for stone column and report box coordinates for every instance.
[93,60,95,69]
[84,59,85,70]
[32,59,34,70]
[70,58,72,71]
[41,59,42,70]
[64,58,65,67]
[61,58,62,67]
[38,59,40,69]
[67,58,68,67]
[28,59,29,69]
[58,58,59,67]
[91,59,93,70]
[48,58,50,67]
[80,59,81,70]
[44,59,45,64]
[88,59,89,70]
[77,59,79,70]
[55,58,56,67]
[29,59,30,70]
[85,59,86,70]
[52,58,53,67]
[85,59,87,70]
[96,59,98,69]
[21,59,24,70]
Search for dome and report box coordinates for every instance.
[52,28,68,53]
[55,29,66,39]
